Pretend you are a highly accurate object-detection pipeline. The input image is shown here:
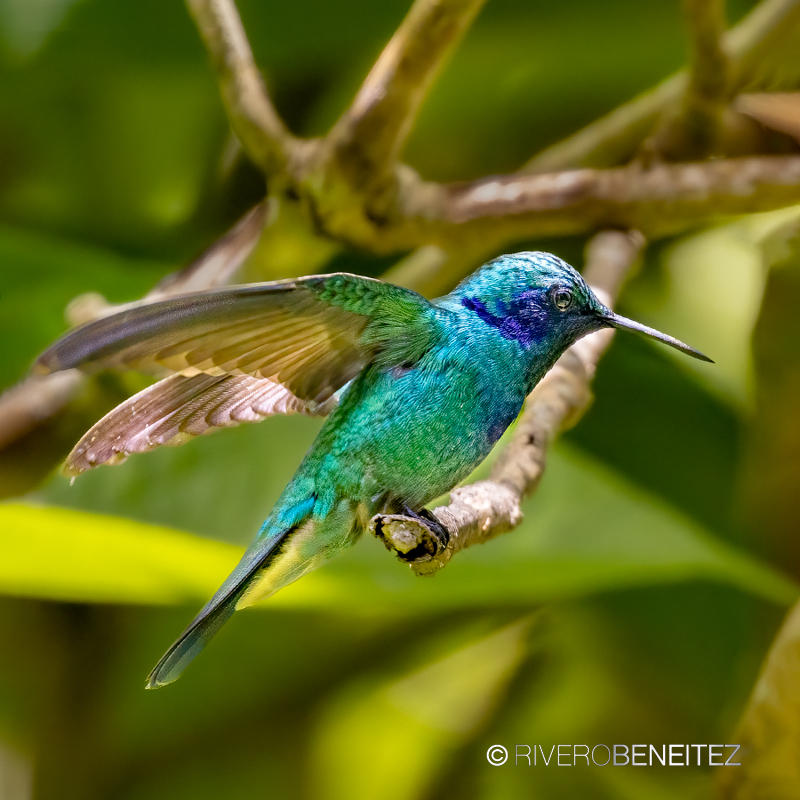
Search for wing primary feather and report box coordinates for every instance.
[35,283,299,373]
[65,374,334,475]
[35,272,439,408]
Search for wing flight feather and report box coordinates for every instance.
[36,272,439,472]
[66,373,336,475]
[35,273,436,406]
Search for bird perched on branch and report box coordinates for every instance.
[34,251,710,687]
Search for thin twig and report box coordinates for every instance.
[0,372,85,450]
[185,0,297,176]
[736,92,800,143]
[371,229,645,575]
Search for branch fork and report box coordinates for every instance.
[187,0,800,255]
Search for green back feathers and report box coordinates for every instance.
[309,273,437,367]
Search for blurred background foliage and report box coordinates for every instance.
[1,0,800,798]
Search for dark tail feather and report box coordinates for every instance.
[146,530,291,689]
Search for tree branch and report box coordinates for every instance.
[684,0,729,113]
[0,202,269,454]
[371,229,645,575]
[0,373,85,451]
[661,0,730,157]
[7,151,794,458]
[736,92,800,143]
[184,0,800,260]
[391,154,800,250]
[296,154,800,253]
[185,0,297,176]
[323,0,486,195]
[524,0,800,172]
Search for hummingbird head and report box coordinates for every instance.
[449,251,712,362]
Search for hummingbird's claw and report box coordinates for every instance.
[373,506,450,563]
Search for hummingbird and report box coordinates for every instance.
[34,251,710,687]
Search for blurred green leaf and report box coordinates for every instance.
[740,215,800,576]
[718,600,800,800]
[9,445,797,611]
[567,334,741,536]
[0,503,239,604]
[308,619,532,800]
[35,413,325,546]
[623,217,764,405]
[0,0,229,258]
[621,207,800,406]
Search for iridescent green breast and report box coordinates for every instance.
[305,320,531,510]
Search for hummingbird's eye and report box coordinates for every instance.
[553,287,574,311]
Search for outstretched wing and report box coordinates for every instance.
[65,373,337,475]
[35,273,438,405]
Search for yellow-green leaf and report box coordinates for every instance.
[0,503,240,605]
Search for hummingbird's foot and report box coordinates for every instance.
[372,505,450,564]
[401,506,450,554]
[395,506,450,561]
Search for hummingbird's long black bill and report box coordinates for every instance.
[604,312,713,363]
